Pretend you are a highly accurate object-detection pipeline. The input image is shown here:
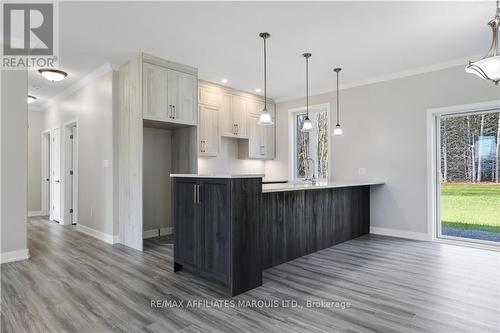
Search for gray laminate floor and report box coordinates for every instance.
[1,217,499,333]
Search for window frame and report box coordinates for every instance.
[288,103,331,182]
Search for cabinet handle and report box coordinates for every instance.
[236,124,239,135]
[200,140,206,153]
[168,105,172,118]
[193,184,197,203]
[172,105,176,119]
[196,184,201,204]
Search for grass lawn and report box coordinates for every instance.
[441,183,500,233]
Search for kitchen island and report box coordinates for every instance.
[171,174,383,296]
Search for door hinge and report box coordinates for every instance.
[70,208,73,213]
[70,170,73,175]
[70,134,73,139]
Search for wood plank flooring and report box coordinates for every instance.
[1,217,499,333]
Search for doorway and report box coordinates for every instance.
[431,103,500,247]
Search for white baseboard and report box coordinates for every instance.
[370,227,431,241]
[28,211,43,217]
[0,249,30,264]
[143,227,173,239]
[76,224,119,245]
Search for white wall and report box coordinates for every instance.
[0,70,29,263]
[267,66,500,237]
[198,137,266,176]
[41,70,117,237]
[28,110,43,213]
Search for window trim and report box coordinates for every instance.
[288,103,331,181]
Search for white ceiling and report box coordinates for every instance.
[28,1,497,108]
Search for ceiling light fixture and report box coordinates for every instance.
[465,0,500,84]
[257,32,273,126]
[27,95,37,104]
[221,78,228,84]
[333,68,344,136]
[38,68,68,82]
[301,53,313,132]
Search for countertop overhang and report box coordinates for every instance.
[262,180,385,193]
[170,174,265,179]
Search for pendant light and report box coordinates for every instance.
[301,53,313,132]
[257,32,273,125]
[465,0,500,84]
[333,68,344,136]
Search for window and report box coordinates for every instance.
[291,105,330,181]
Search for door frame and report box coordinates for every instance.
[41,130,51,217]
[427,100,500,251]
[63,119,79,226]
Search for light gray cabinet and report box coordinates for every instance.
[143,63,197,125]
[239,113,275,160]
[198,80,275,160]
[198,104,219,156]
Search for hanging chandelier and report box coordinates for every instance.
[465,0,500,84]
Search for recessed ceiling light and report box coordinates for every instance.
[38,68,68,82]
[255,88,261,93]
[27,95,37,104]
[221,79,228,84]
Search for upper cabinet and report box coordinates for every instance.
[198,81,275,160]
[198,104,219,157]
[142,55,197,126]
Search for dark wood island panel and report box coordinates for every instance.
[261,186,370,269]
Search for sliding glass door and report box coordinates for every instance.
[437,110,500,244]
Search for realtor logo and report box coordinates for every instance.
[3,3,53,55]
[2,2,58,68]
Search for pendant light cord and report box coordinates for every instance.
[336,70,340,126]
[305,55,309,117]
[263,36,267,105]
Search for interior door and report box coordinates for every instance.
[199,179,230,285]
[143,63,169,120]
[71,125,78,224]
[50,128,61,222]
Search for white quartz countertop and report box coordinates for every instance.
[170,174,265,179]
[262,180,385,193]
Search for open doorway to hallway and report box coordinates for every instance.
[436,108,500,246]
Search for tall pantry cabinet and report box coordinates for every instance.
[118,53,198,251]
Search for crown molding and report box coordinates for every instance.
[275,54,483,103]
[39,62,118,110]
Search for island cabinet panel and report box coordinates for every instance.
[261,186,370,269]
[173,177,262,296]
[173,179,198,271]
[199,180,231,285]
